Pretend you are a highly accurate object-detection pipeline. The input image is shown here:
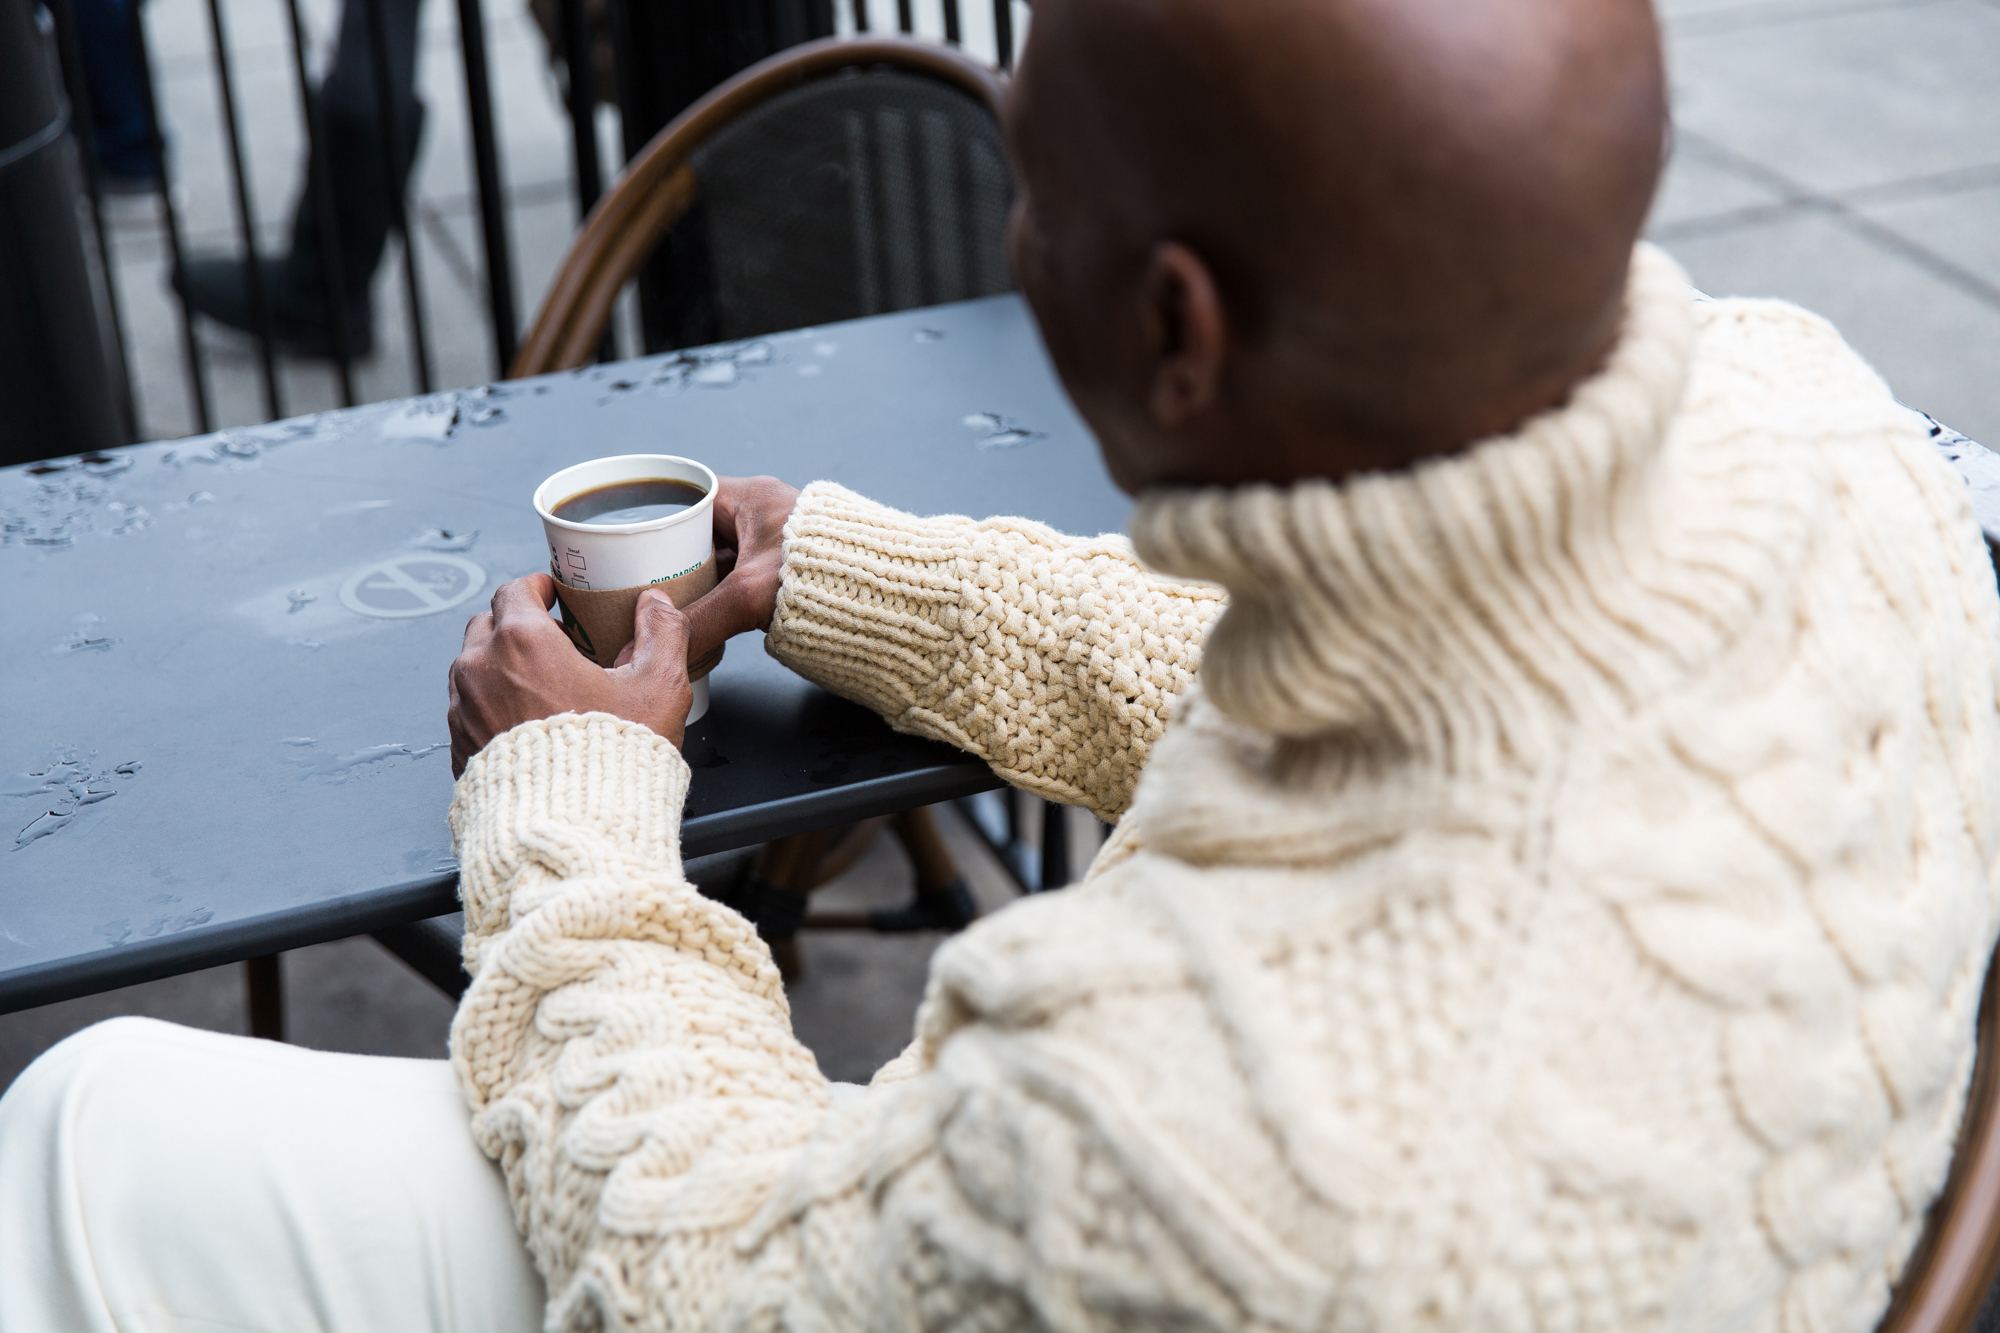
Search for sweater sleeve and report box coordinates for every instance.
[762,482,1227,821]
[447,713,1246,1333]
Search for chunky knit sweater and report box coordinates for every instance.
[449,246,2000,1333]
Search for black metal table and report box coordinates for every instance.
[0,295,1126,1012]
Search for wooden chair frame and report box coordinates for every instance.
[510,35,1009,378]
[1881,946,2000,1333]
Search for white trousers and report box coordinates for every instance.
[0,1017,546,1333]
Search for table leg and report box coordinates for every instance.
[1039,798,1071,891]
[245,954,284,1041]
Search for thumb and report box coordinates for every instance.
[624,589,691,680]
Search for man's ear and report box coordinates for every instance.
[1139,241,1227,428]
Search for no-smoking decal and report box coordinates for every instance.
[338,555,487,619]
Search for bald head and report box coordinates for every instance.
[1003,0,1667,492]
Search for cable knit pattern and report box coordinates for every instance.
[450,245,2000,1333]
[764,484,1226,819]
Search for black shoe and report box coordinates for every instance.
[172,98,422,363]
[871,877,980,933]
[173,254,374,359]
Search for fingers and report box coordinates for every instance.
[682,574,769,663]
[490,572,559,627]
[461,609,494,652]
[712,476,799,554]
[625,589,691,678]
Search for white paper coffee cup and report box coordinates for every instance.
[535,453,717,590]
[534,453,718,723]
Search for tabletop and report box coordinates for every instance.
[0,295,1129,1012]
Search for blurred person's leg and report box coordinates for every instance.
[68,0,156,188]
[0,1016,544,1332]
[174,0,425,359]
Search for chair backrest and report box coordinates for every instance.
[1877,946,2000,1333]
[513,36,1010,377]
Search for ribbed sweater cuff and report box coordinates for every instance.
[763,481,971,719]
[448,712,690,938]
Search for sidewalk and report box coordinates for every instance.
[1650,0,2000,445]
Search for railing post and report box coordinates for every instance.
[202,0,284,419]
[452,0,518,374]
[40,0,138,440]
[360,0,433,392]
[557,0,603,220]
[280,0,357,406]
[993,0,1012,68]
[124,0,212,432]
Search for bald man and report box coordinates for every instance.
[7,1,2000,1330]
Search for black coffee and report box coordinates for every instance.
[553,478,706,527]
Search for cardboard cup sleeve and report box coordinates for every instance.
[552,552,726,680]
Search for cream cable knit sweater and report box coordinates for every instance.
[449,246,2000,1333]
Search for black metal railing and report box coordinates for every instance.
[43,0,1027,442]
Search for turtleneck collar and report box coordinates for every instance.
[1129,245,1787,769]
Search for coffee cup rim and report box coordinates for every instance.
[534,454,718,536]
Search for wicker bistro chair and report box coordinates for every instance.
[507,36,1021,977]
[1877,943,2000,1333]
[511,35,1012,371]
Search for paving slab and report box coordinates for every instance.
[1859,183,2000,303]
[1648,140,1790,232]
[1659,211,2000,445]
[1667,0,2000,197]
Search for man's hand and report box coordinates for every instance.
[448,574,694,776]
[680,475,801,665]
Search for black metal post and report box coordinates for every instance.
[279,0,356,406]
[452,0,517,374]
[612,0,818,351]
[124,0,211,432]
[993,0,1012,68]
[42,0,137,440]
[896,0,911,31]
[202,0,282,420]
[1039,798,1070,890]
[245,954,283,1040]
[0,0,125,464]
[852,0,868,33]
[557,0,601,218]
[941,0,960,44]
[360,0,432,392]
[557,0,613,361]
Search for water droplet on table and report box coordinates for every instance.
[414,528,479,552]
[286,590,318,614]
[381,398,461,444]
[961,411,1045,450]
[53,630,118,655]
[282,738,448,782]
[8,748,141,848]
